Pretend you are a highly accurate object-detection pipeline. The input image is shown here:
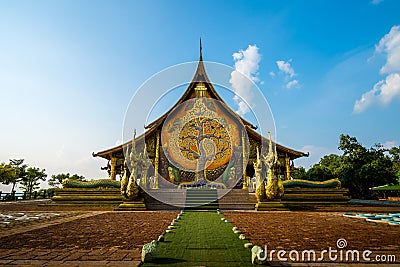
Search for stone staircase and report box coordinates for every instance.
[145,189,186,210]
[51,188,122,205]
[217,189,257,210]
[145,188,257,210]
[184,189,219,210]
[281,188,351,207]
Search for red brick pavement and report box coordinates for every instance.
[0,210,178,266]
[224,211,400,264]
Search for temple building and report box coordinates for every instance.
[93,47,308,192]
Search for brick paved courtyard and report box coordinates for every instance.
[225,210,400,264]
[0,202,178,266]
[0,201,399,266]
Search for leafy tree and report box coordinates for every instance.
[20,167,47,199]
[389,146,400,184]
[291,167,308,180]
[294,154,341,182]
[0,163,16,188]
[48,173,85,188]
[338,134,396,198]
[318,154,342,177]
[293,136,399,198]
[397,170,400,185]
[389,146,400,161]
[0,159,27,193]
[306,164,335,182]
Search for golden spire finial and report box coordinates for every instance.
[131,129,137,155]
[199,38,203,61]
[195,82,207,97]
[268,131,273,155]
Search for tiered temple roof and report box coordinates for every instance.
[93,44,307,170]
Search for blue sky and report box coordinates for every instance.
[1,0,400,191]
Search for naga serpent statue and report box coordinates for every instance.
[282,178,341,188]
[123,130,141,201]
[254,132,284,201]
[262,134,284,200]
[120,159,130,198]
[62,179,120,189]
[254,147,265,201]
[122,129,153,201]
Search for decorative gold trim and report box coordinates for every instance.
[285,153,291,180]
[242,130,248,190]
[110,156,117,181]
[154,130,160,189]
[194,82,207,98]
[178,179,227,189]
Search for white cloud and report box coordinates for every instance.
[236,99,251,115]
[376,25,400,74]
[232,45,261,81]
[354,25,400,113]
[353,83,380,113]
[230,45,261,115]
[286,79,299,89]
[276,59,300,89]
[269,71,276,77]
[378,73,400,104]
[371,0,384,5]
[383,140,396,149]
[276,60,295,78]
[354,73,400,113]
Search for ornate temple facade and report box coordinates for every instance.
[93,49,308,191]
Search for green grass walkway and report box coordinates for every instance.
[143,210,254,267]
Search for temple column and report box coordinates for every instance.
[141,166,149,189]
[242,131,248,190]
[285,153,291,180]
[110,156,117,181]
[154,130,160,189]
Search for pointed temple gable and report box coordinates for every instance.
[93,45,308,186]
